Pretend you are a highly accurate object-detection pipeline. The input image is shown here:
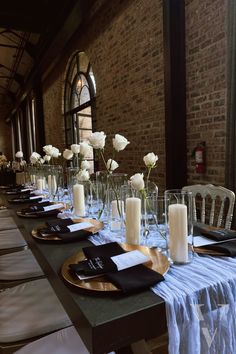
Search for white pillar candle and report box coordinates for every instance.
[36,178,44,191]
[73,183,85,217]
[168,204,188,263]
[48,175,57,194]
[31,174,36,184]
[16,172,25,185]
[125,197,141,245]
[51,175,57,194]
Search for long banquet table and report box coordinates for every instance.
[3,191,236,354]
[0,192,167,354]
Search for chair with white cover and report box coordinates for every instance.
[0,228,27,251]
[0,278,72,353]
[0,248,44,283]
[13,326,89,354]
[182,184,235,229]
[13,326,117,354]
[0,216,27,255]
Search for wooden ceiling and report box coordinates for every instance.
[0,0,92,120]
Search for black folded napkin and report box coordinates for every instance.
[21,202,51,214]
[70,257,118,276]
[203,240,236,256]
[6,187,31,195]
[9,195,43,203]
[41,218,76,234]
[81,242,164,293]
[40,218,92,242]
[54,229,93,242]
[32,209,61,217]
[45,218,74,228]
[194,225,236,242]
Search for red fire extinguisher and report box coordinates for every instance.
[193,142,206,174]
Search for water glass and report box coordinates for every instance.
[107,188,125,235]
[146,195,168,252]
[48,165,63,201]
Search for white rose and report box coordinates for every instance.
[130,173,145,191]
[63,149,73,160]
[112,134,130,152]
[106,159,119,172]
[81,160,90,170]
[30,152,41,164]
[80,141,92,157]
[51,147,61,158]
[15,151,23,158]
[76,170,90,182]
[30,157,37,164]
[143,152,158,168]
[88,131,106,150]
[43,155,51,162]
[39,158,45,164]
[71,144,80,154]
[43,145,54,156]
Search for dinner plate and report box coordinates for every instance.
[61,244,170,292]
[31,218,104,241]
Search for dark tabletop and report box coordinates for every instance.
[1,193,167,354]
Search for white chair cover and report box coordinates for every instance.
[14,326,89,354]
[0,228,27,249]
[0,216,18,230]
[0,249,44,280]
[0,278,72,343]
[0,209,12,217]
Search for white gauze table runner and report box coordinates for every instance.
[90,231,236,354]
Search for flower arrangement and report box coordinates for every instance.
[30,152,44,165]
[62,142,92,170]
[15,151,23,159]
[130,152,158,193]
[87,132,130,218]
[129,153,158,236]
[0,153,7,168]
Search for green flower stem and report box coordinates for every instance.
[98,150,122,220]
[140,189,149,236]
[74,154,79,168]
[146,167,152,182]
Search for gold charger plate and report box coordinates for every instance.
[194,224,231,256]
[61,244,170,292]
[194,246,227,256]
[31,218,104,241]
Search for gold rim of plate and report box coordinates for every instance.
[61,243,170,292]
[31,218,104,241]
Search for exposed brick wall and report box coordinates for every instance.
[42,0,165,191]
[42,0,227,192]
[185,0,227,186]
[43,73,66,153]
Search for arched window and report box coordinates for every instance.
[64,51,96,170]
